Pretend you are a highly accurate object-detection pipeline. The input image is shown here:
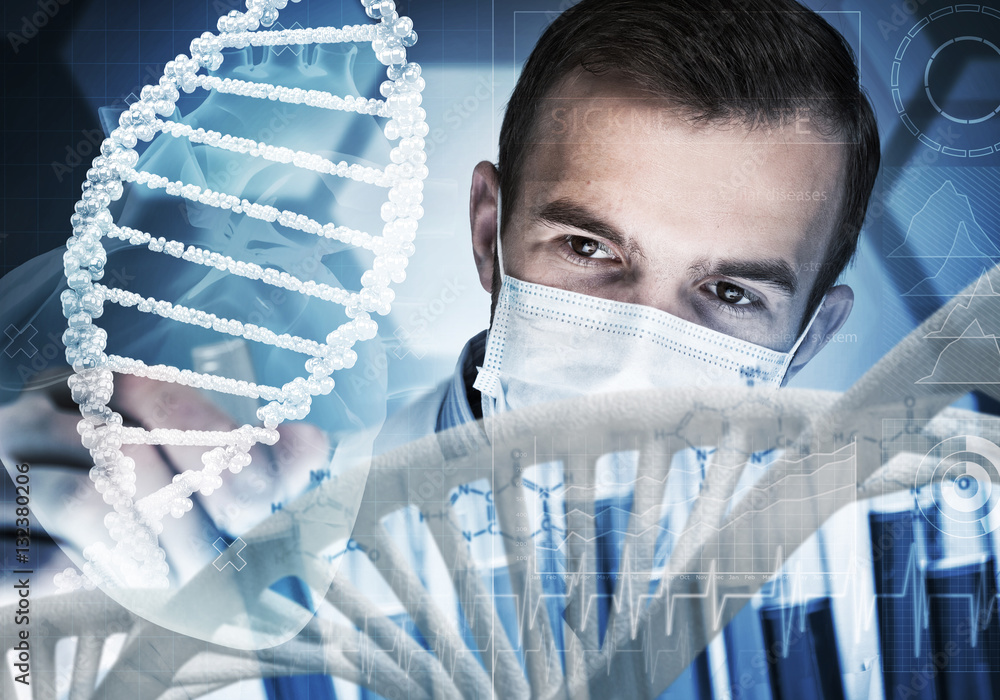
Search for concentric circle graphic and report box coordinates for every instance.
[892,5,1000,157]
[915,435,1000,536]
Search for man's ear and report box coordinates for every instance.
[470,161,500,293]
[783,284,854,384]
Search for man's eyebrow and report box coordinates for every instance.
[690,258,799,296]
[536,199,642,258]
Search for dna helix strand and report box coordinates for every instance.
[53,0,427,598]
[2,263,1000,699]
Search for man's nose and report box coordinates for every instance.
[618,276,697,324]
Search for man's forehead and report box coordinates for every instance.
[521,70,848,216]
[521,119,847,225]
[531,69,840,147]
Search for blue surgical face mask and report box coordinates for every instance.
[473,193,824,418]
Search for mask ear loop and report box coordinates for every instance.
[495,188,506,279]
[474,187,506,412]
[779,295,827,383]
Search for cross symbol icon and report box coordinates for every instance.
[212,537,248,572]
[392,327,426,360]
[4,324,38,358]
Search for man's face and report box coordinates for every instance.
[472,70,853,360]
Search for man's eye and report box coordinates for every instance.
[709,281,758,306]
[568,236,615,259]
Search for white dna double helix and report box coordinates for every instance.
[13,1,997,697]
[56,0,427,592]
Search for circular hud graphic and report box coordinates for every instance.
[892,5,1000,157]
[916,435,1000,536]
